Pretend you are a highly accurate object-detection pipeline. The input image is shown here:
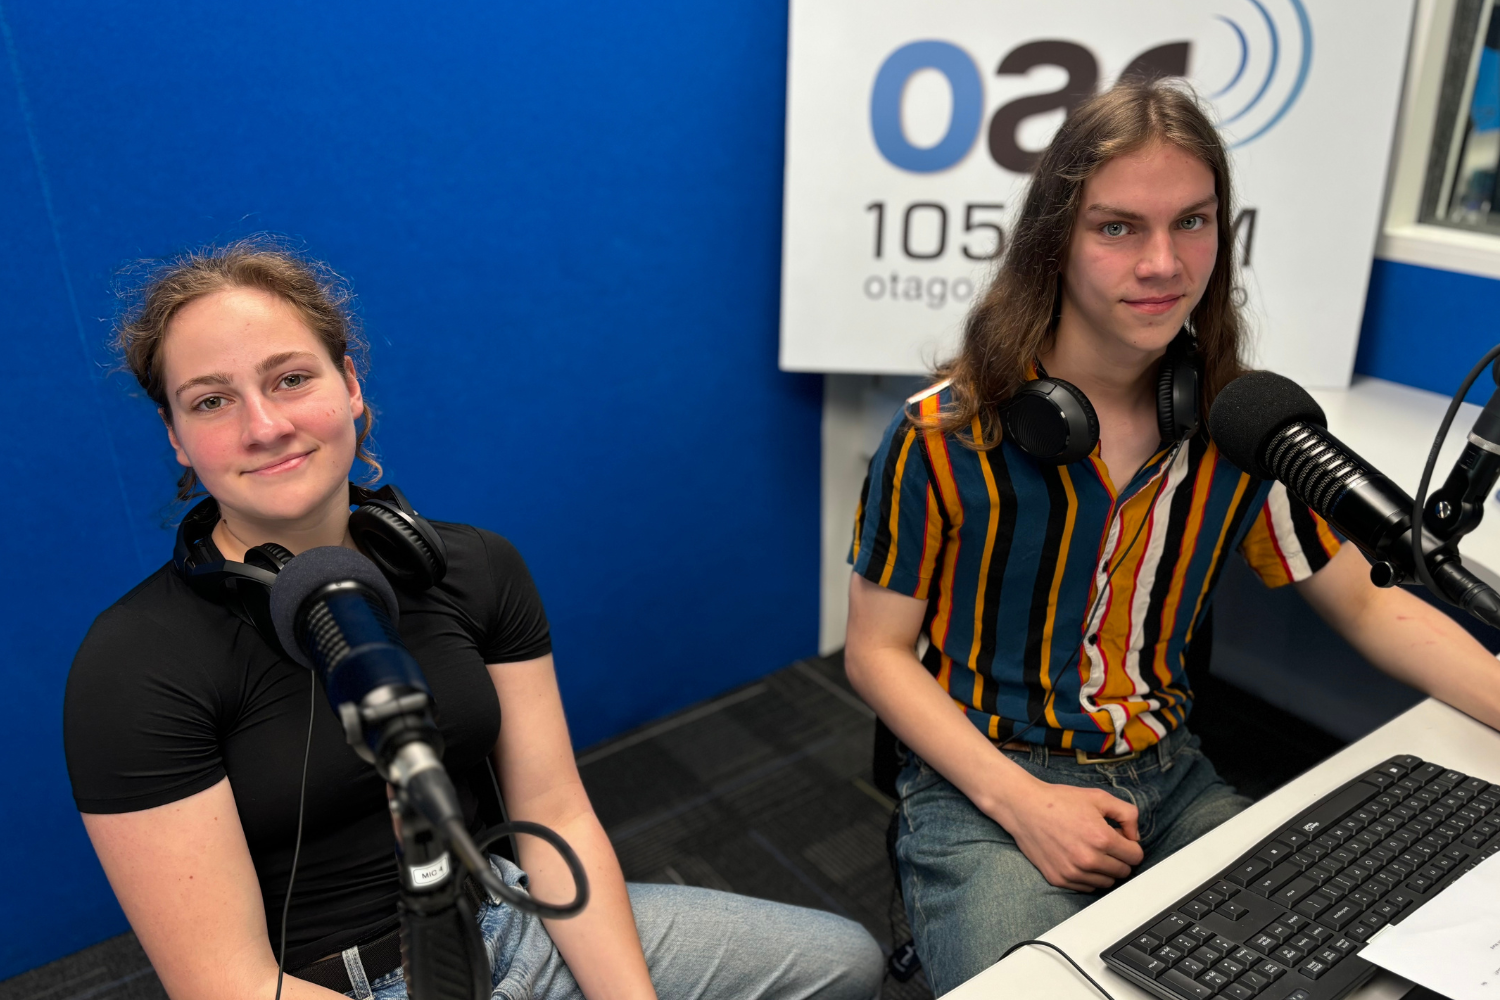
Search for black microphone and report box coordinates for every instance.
[1209,371,1500,628]
[268,546,464,821]
[1424,364,1500,543]
[267,547,589,922]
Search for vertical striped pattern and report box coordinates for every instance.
[850,386,1342,757]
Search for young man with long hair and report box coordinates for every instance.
[844,80,1500,994]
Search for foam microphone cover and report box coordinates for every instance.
[1208,371,1328,479]
[269,545,401,671]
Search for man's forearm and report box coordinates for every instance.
[1346,585,1500,731]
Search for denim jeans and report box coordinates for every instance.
[346,856,884,1000]
[894,727,1251,996]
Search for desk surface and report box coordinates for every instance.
[947,696,1500,999]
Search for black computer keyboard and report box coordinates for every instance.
[1103,755,1500,1000]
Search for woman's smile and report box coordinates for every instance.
[248,450,313,476]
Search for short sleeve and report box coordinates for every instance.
[850,402,945,599]
[476,529,552,663]
[1238,481,1343,587]
[64,607,227,814]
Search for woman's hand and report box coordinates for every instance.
[845,572,1143,893]
[81,778,347,1000]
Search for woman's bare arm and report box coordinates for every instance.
[489,654,655,1000]
[81,778,345,1000]
[844,573,1144,892]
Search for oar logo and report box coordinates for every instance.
[868,0,1314,174]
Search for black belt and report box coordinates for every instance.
[293,875,489,994]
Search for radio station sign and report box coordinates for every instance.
[779,0,1413,385]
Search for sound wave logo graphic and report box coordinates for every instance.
[1206,0,1313,147]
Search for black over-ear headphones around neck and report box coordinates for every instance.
[173,482,448,655]
[999,330,1201,465]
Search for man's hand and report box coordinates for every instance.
[985,775,1143,892]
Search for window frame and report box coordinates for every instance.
[1379,0,1500,279]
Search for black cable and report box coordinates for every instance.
[999,940,1120,1000]
[275,671,317,1000]
[1413,344,1500,602]
[453,819,589,919]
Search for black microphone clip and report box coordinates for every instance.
[1424,359,1500,543]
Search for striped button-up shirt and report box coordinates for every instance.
[851,382,1341,756]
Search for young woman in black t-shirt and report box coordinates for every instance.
[65,240,882,1000]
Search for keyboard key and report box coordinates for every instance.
[1176,957,1207,978]
[1279,830,1310,850]
[1303,923,1330,942]
[1412,763,1443,782]
[1463,777,1490,794]
[1315,946,1343,965]
[1273,878,1317,907]
[1218,901,1250,920]
[1361,911,1388,931]
[1298,957,1332,980]
[1232,947,1261,966]
[1197,890,1225,909]
[1200,970,1231,991]
[1406,874,1435,893]
[1290,850,1318,870]
[1378,756,1416,776]
[1274,945,1306,966]
[1239,970,1270,993]
[1228,857,1270,887]
[1174,934,1202,954]
[1117,945,1168,979]
[1162,968,1215,999]
[1210,937,1238,955]
[1280,914,1306,929]
[1249,932,1281,954]
[1180,900,1212,919]
[1211,880,1240,899]
[1224,985,1255,1000]
[1324,902,1363,930]
[1385,890,1416,911]
[1249,862,1300,897]
[1154,945,1184,965]
[1132,932,1161,952]
[1255,959,1286,981]
[1257,842,1293,865]
[1215,957,1247,979]
[1151,913,1192,939]
[1328,936,1357,955]
[1362,771,1394,788]
[1294,891,1335,919]
[1192,946,1224,966]
[1287,933,1318,953]
[1347,923,1375,942]
[1187,924,1216,941]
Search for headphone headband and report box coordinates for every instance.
[173,482,447,656]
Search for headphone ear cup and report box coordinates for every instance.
[349,501,447,589]
[1156,352,1202,443]
[1001,378,1099,464]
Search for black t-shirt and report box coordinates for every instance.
[64,521,551,969]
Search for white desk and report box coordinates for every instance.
[948,697,1500,999]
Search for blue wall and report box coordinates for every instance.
[1358,257,1500,402]
[0,0,814,977]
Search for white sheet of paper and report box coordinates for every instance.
[1361,852,1500,1000]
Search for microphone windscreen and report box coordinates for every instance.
[269,545,400,670]
[1208,371,1327,479]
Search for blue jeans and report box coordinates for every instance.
[894,727,1251,996]
[347,856,883,999]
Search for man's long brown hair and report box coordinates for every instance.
[928,78,1248,448]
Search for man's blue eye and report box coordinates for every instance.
[1181,216,1205,231]
[1102,222,1127,237]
